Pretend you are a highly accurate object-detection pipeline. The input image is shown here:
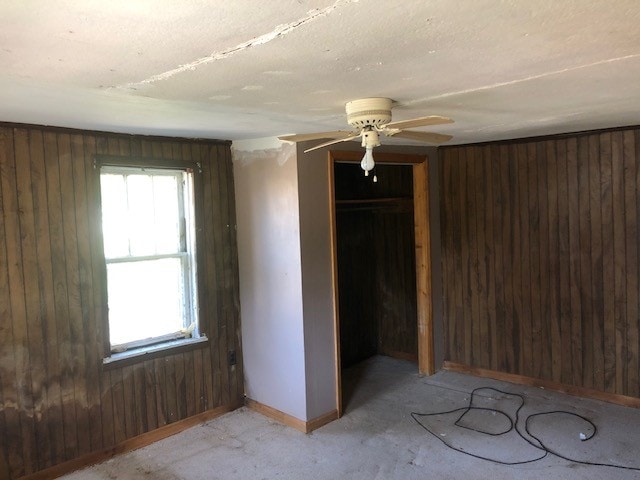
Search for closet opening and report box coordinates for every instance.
[328,151,433,415]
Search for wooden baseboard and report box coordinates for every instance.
[306,408,339,431]
[380,349,418,364]
[443,361,640,409]
[245,398,338,433]
[18,403,240,480]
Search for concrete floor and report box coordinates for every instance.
[62,356,640,479]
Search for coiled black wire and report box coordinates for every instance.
[411,386,640,471]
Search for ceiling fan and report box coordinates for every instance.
[278,97,454,177]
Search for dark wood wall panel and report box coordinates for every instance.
[375,209,418,358]
[336,210,379,367]
[439,127,640,399]
[0,124,242,479]
[335,163,418,367]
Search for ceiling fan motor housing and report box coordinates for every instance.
[346,97,393,128]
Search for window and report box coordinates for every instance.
[99,162,201,356]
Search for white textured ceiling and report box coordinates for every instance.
[1,0,640,145]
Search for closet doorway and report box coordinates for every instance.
[328,151,434,416]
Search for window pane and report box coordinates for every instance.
[101,174,129,258]
[127,174,157,256]
[101,171,183,259]
[153,175,181,254]
[107,258,186,346]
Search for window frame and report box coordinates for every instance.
[95,155,207,366]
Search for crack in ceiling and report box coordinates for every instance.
[120,0,357,90]
[405,52,640,107]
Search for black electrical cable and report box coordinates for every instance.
[411,386,640,471]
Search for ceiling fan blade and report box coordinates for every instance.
[303,134,361,153]
[383,115,453,130]
[387,130,453,144]
[278,130,357,143]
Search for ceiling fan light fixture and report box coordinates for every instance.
[360,126,380,176]
[278,97,453,178]
[361,146,375,175]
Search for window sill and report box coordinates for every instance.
[102,335,209,370]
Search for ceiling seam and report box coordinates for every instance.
[405,52,640,107]
[118,0,357,90]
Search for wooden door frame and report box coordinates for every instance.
[328,150,435,417]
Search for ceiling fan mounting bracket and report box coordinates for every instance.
[346,97,393,128]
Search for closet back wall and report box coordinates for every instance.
[0,123,242,479]
[439,126,640,399]
[335,163,417,367]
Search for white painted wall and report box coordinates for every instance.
[296,149,338,419]
[232,139,307,421]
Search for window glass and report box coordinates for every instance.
[99,165,198,352]
[106,258,185,345]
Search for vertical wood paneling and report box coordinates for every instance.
[14,128,43,473]
[65,133,91,456]
[439,149,451,358]
[81,133,106,454]
[516,143,531,376]
[202,144,222,409]
[0,128,22,478]
[536,141,551,381]
[474,149,492,365]
[224,144,244,402]
[491,144,506,372]
[546,140,562,381]
[526,143,541,379]
[566,138,582,387]
[627,131,640,397]
[460,148,472,365]
[482,146,498,370]
[216,144,231,407]
[577,136,593,389]
[440,126,640,400]
[600,133,616,393]
[74,133,100,454]
[510,146,522,371]
[588,134,605,391]
[7,128,38,477]
[143,360,157,432]
[132,364,146,435]
[1,127,33,478]
[450,148,464,361]
[28,129,58,467]
[611,132,627,394]
[0,124,241,479]
[499,144,515,372]
[336,211,378,367]
[557,139,572,385]
[467,148,481,366]
[165,356,179,424]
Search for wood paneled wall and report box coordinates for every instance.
[439,127,640,398]
[336,209,379,367]
[335,163,417,367]
[374,208,418,359]
[0,124,243,479]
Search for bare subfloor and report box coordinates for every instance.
[62,356,640,479]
